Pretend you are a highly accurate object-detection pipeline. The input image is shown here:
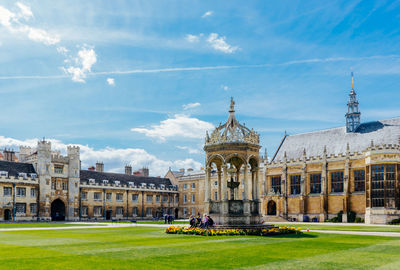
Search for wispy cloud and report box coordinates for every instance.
[183,102,200,110]
[221,85,229,91]
[177,145,201,154]
[185,34,201,43]
[131,114,214,142]
[0,2,60,45]
[202,11,213,18]
[207,33,239,54]
[2,54,400,80]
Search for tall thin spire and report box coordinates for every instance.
[346,72,361,132]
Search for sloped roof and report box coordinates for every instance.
[80,170,173,187]
[0,160,36,177]
[272,118,400,162]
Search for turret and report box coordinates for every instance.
[346,72,361,132]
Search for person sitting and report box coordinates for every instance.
[207,215,214,227]
[196,215,202,227]
[201,214,208,229]
[189,216,195,228]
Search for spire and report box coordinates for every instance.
[229,97,235,113]
[345,72,361,133]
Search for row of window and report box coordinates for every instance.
[371,165,396,208]
[270,170,366,195]
[51,181,68,191]
[183,207,198,216]
[14,203,37,214]
[183,183,196,190]
[81,192,177,203]
[183,194,196,203]
[81,206,167,217]
[3,187,37,197]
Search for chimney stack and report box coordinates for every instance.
[125,165,132,175]
[3,149,16,162]
[88,166,95,171]
[95,162,104,172]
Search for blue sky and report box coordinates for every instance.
[1,1,400,175]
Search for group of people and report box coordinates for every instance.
[164,214,174,224]
[189,214,214,228]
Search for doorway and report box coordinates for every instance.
[4,209,11,221]
[267,200,276,216]
[51,199,65,221]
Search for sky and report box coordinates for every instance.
[1,0,400,176]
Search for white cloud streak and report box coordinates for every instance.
[1,55,400,80]
[177,146,201,154]
[183,102,200,110]
[131,114,214,142]
[185,34,200,43]
[0,3,60,45]
[0,135,201,176]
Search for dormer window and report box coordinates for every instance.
[18,173,27,179]
[141,183,147,188]
[102,179,109,185]
[115,181,120,186]
[128,181,134,186]
[149,183,155,188]
[30,173,37,179]
[89,178,95,184]
[160,184,165,189]
[0,171,9,177]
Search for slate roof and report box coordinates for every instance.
[0,160,36,177]
[272,118,400,162]
[80,170,173,188]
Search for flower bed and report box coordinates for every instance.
[165,226,302,236]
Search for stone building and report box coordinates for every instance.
[264,75,400,224]
[0,141,178,221]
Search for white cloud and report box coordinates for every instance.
[107,77,115,86]
[63,45,97,82]
[207,33,239,54]
[185,34,200,43]
[221,85,229,91]
[177,146,201,154]
[202,11,213,18]
[183,102,200,110]
[56,46,68,55]
[16,2,33,19]
[0,3,59,45]
[131,114,214,142]
[0,135,201,177]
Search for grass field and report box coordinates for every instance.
[267,223,400,233]
[0,222,101,228]
[0,226,400,269]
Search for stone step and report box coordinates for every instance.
[262,215,288,222]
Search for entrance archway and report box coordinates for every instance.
[4,209,11,221]
[267,200,276,216]
[51,199,65,221]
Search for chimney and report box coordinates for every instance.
[125,165,132,175]
[96,162,104,172]
[88,166,95,171]
[3,149,16,162]
[142,167,149,177]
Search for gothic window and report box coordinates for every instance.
[290,175,301,195]
[372,165,396,208]
[16,187,26,197]
[331,172,344,193]
[54,165,63,174]
[309,174,321,194]
[4,187,12,196]
[271,176,281,194]
[93,206,102,216]
[354,170,365,192]
[16,203,26,214]
[30,203,37,214]
[62,182,68,191]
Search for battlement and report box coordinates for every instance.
[80,181,179,192]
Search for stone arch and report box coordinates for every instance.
[51,198,66,221]
[207,154,225,168]
[225,153,247,170]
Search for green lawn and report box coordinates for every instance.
[0,222,100,228]
[268,223,400,233]
[0,227,399,269]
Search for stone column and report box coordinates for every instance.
[204,166,211,214]
[221,164,228,216]
[320,147,328,222]
[217,166,222,201]
[243,165,250,216]
[343,158,350,222]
